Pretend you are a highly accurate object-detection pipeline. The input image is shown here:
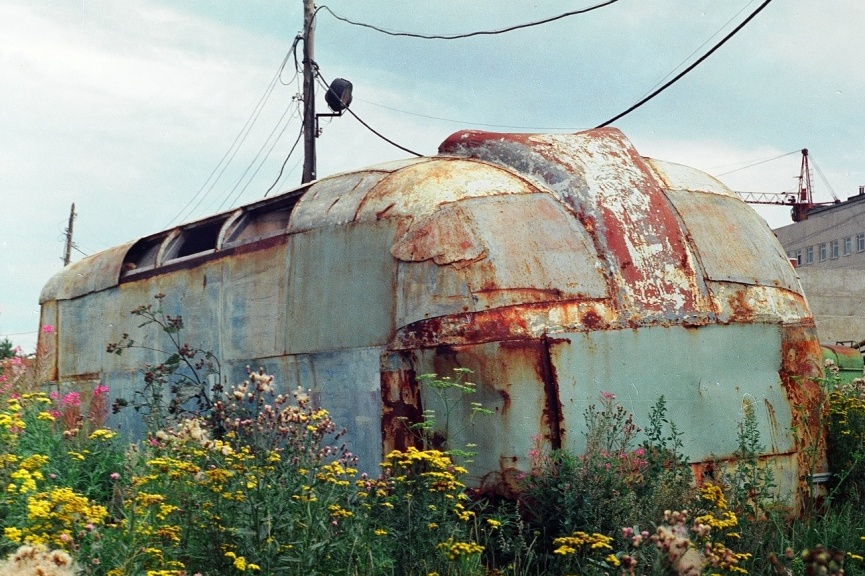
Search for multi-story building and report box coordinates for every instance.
[774,188,865,343]
[774,188,865,270]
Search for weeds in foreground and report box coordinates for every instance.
[5,309,865,575]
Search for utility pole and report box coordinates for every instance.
[62,203,76,266]
[301,0,316,184]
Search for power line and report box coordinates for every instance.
[265,123,305,197]
[713,150,799,176]
[356,97,576,131]
[595,0,775,128]
[212,104,302,213]
[165,39,301,227]
[345,106,423,157]
[635,0,759,102]
[315,69,423,157]
[317,1,620,40]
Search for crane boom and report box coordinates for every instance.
[734,148,836,222]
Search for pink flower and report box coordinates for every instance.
[49,391,60,400]
[42,324,54,334]
[93,385,109,396]
[61,392,81,407]
[600,391,616,400]
[110,473,120,481]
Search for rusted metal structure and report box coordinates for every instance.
[38,127,825,506]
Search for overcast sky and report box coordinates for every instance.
[2,0,863,350]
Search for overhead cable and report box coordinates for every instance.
[165,38,300,227]
[214,105,302,212]
[265,124,305,197]
[315,69,423,157]
[317,0,619,40]
[713,150,799,176]
[636,0,759,102]
[595,0,774,128]
[357,98,575,131]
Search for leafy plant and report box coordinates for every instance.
[106,293,222,434]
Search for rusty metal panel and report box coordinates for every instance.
[57,290,119,379]
[285,221,397,354]
[297,347,384,471]
[357,157,538,224]
[392,193,608,327]
[665,189,801,292]
[439,129,709,322]
[548,324,795,461]
[708,282,811,325]
[645,158,738,198]
[150,263,225,361]
[220,242,288,361]
[223,348,385,474]
[40,242,135,303]
[380,351,423,456]
[289,171,391,233]
[412,341,553,484]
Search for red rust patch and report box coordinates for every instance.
[727,291,755,323]
[581,310,603,330]
[380,368,423,455]
[778,322,826,509]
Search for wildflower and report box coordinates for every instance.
[3,527,22,542]
[60,392,80,408]
[88,428,117,441]
[41,324,55,334]
[437,538,484,561]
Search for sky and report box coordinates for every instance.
[2,0,864,351]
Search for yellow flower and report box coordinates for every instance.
[89,428,117,441]
[234,555,248,571]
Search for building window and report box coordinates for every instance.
[858,233,865,252]
[806,246,814,264]
[831,239,840,259]
[794,249,802,265]
[819,243,827,261]
[844,237,853,256]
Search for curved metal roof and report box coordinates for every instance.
[40,127,801,311]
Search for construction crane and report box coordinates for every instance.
[734,149,839,222]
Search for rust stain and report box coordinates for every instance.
[380,368,423,455]
[778,322,827,504]
[581,310,603,330]
[439,128,704,317]
[764,399,780,454]
[540,336,564,449]
[727,291,754,323]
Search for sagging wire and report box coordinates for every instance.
[166,37,302,226]
[595,0,775,128]
[314,67,423,158]
[317,1,620,40]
